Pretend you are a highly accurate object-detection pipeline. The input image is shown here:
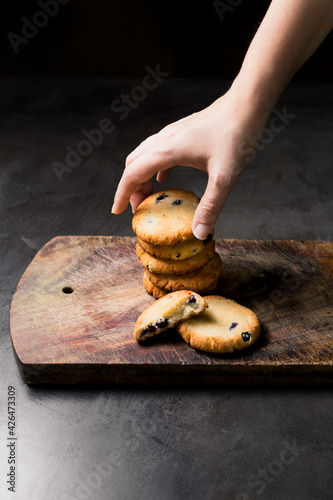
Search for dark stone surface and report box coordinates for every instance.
[0,77,332,500]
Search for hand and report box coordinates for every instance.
[112,85,270,239]
[112,0,333,240]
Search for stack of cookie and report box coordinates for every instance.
[132,189,222,299]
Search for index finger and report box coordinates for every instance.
[112,151,175,214]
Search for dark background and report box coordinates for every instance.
[2,0,333,81]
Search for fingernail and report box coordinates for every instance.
[111,203,115,214]
[193,224,212,240]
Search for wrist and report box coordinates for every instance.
[229,70,282,124]
[215,75,275,138]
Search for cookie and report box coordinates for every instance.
[134,290,208,341]
[145,252,222,292]
[176,295,260,353]
[136,240,215,275]
[143,272,168,298]
[143,272,219,299]
[137,232,213,261]
[132,189,201,245]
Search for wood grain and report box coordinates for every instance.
[9,236,333,384]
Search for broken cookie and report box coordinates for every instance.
[134,290,208,341]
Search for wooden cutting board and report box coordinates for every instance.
[9,236,333,384]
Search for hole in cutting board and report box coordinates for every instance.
[62,286,74,294]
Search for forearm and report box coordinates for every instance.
[231,0,333,112]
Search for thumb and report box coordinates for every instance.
[192,172,232,240]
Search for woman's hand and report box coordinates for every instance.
[112,85,270,240]
[112,0,333,240]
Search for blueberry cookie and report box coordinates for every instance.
[176,295,260,353]
[134,290,208,341]
[136,240,215,275]
[132,189,201,245]
[137,231,214,261]
[143,272,168,299]
[143,271,219,299]
[145,252,222,293]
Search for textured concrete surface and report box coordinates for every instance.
[0,77,332,500]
